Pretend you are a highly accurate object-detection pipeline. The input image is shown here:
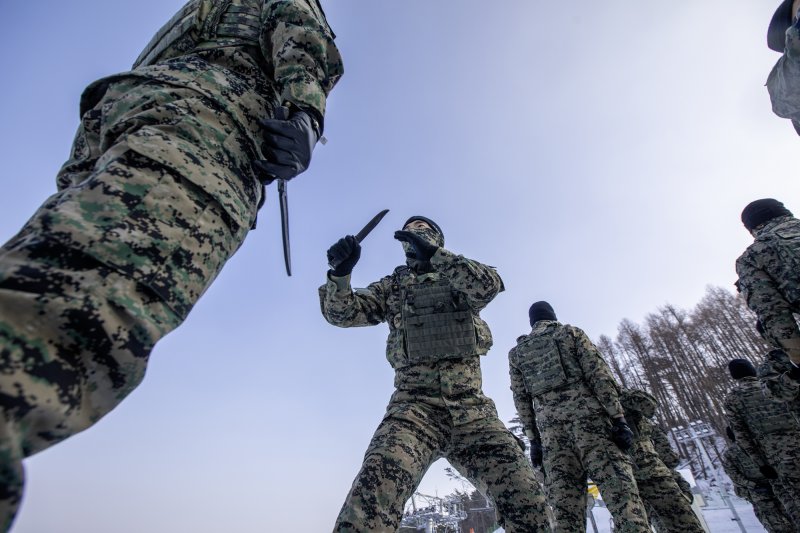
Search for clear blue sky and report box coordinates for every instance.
[1,1,798,531]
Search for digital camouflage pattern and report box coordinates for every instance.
[508,321,650,533]
[0,1,342,529]
[319,248,550,531]
[736,216,800,363]
[621,392,703,533]
[649,424,693,501]
[758,350,800,412]
[722,443,797,533]
[767,18,800,135]
[724,376,800,524]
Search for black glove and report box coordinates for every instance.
[611,417,635,452]
[255,107,319,181]
[529,441,543,468]
[394,230,438,261]
[789,363,800,382]
[753,483,772,496]
[759,465,779,479]
[327,236,361,277]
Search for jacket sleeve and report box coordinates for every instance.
[509,357,539,441]
[262,0,344,125]
[736,252,800,344]
[429,248,504,312]
[721,450,759,494]
[650,425,680,469]
[318,274,388,328]
[723,392,766,469]
[571,326,625,419]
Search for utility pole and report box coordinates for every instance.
[674,421,746,533]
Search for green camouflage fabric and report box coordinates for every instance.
[736,216,800,358]
[319,249,551,532]
[0,1,342,529]
[508,321,650,533]
[724,376,800,524]
[758,350,800,411]
[649,424,693,500]
[621,394,703,533]
[722,444,797,533]
[767,20,800,135]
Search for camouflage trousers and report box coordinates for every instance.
[0,78,258,530]
[745,485,797,533]
[762,433,800,524]
[539,415,650,533]
[334,399,551,532]
[635,472,704,532]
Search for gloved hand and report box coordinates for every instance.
[790,362,800,382]
[529,441,544,468]
[394,230,438,261]
[255,106,319,181]
[327,235,361,277]
[610,417,635,452]
[759,465,779,480]
[753,483,772,496]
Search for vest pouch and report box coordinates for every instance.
[515,336,571,396]
[401,279,478,363]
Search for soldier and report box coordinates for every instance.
[319,217,551,532]
[648,424,694,504]
[736,198,800,368]
[722,427,796,533]
[619,389,704,533]
[508,301,650,533]
[0,1,342,529]
[723,359,800,523]
[766,0,800,134]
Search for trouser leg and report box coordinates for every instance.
[540,428,586,533]
[333,403,444,532]
[448,417,551,532]
[579,418,650,533]
[635,474,703,532]
[749,488,796,533]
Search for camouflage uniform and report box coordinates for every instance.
[767,7,800,135]
[620,390,704,533]
[319,248,550,532]
[508,321,650,533]
[649,424,694,503]
[736,215,800,363]
[722,443,796,533]
[723,376,800,523]
[0,1,342,529]
[758,349,800,412]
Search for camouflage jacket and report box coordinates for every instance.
[721,444,769,498]
[723,376,800,468]
[318,248,504,425]
[767,22,800,134]
[650,425,680,469]
[80,0,343,162]
[757,350,800,413]
[736,216,800,346]
[508,321,625,439]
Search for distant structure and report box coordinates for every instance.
[401,492,469,533]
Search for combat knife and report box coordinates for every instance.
[328,209,390,270]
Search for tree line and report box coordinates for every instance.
[594,285,770,479]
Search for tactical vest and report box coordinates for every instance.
[510,329,580,396]
[398,274,478,363]
[763,218,800,306]
[133,0,332,69]
[738,379,798,435]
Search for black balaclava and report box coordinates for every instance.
[402,216,444,270]
[728,359,757,380]
[529,301,557,327]
[741,199,793,231]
